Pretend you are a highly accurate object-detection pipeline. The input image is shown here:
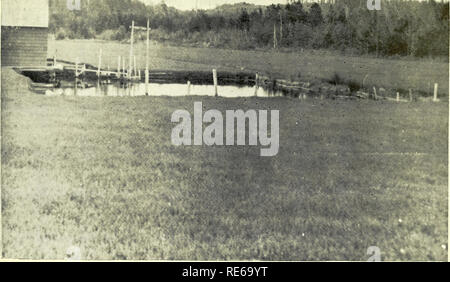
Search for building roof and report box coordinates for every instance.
[1,0,49,28]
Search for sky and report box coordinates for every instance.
[139,0,288,11]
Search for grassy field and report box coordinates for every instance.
[1,67,447,261]
[49,39,449,96]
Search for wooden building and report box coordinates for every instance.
[1,0,49,67]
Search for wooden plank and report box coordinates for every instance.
[1,26,48,66]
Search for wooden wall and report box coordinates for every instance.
[1,26,48,67]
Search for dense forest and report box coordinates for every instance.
[49,0,449,58]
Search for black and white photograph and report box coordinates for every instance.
[0,0,448,264]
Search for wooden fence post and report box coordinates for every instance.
[53,49,57,66]
[213,69,218,96]
[433,83,439,102]
[97,49,102,78]
[117,56,121,78]
[75,57,79,78]
[273,23,277,49]
[145,19,150,95]
[134,55,137,79]
[129,20,134,79]
[123,57,126,78]
[254,73,259,96]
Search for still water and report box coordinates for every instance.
[55,80,282,98]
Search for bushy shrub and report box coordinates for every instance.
[79,27,96,39]
[347,79,362,93]
[55,28,67,40]
[97,29,116,41]
[55,28,79,40]
[285,23,314,48]
[329,72,344,85]
[148,29,174,42]
[97,26,128,41]
[115,26,127,41]
[206,29,256,50]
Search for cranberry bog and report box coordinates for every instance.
[1,66,448,260]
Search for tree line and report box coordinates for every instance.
[49,0,449,58]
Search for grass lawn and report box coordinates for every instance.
[49,39,449,96]
[1,67,447,260]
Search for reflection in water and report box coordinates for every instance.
[59,80,282,98]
